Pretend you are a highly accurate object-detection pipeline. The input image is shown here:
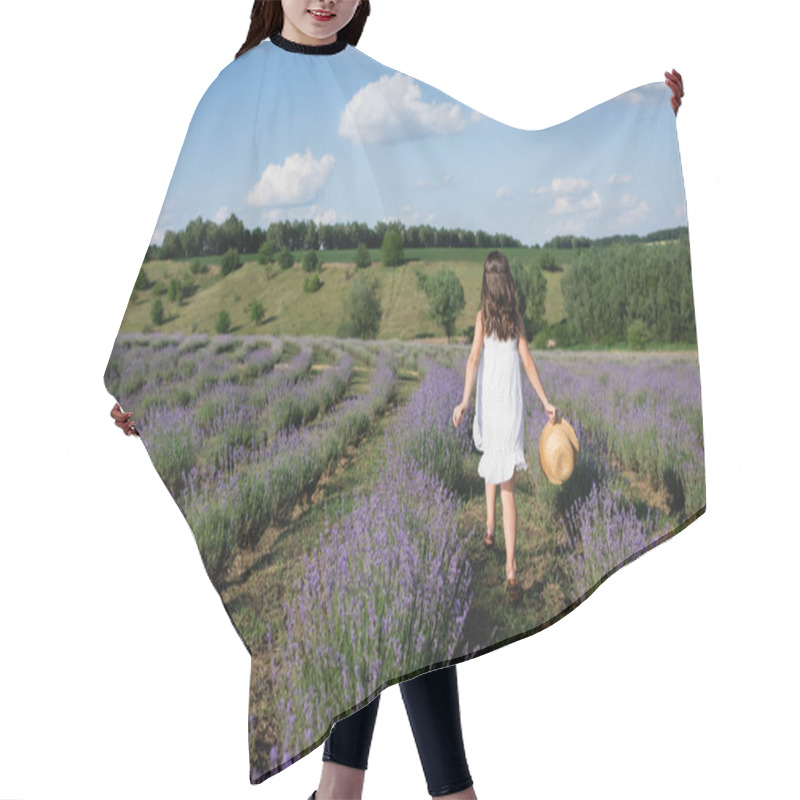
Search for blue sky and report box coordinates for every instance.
[154,38,687,248]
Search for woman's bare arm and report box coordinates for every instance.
[517,316,551,407]
[460,310,484,407]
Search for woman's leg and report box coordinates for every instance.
[485,480,497,535]
[316,693,381,800]
[400,665,476,799]
[500,473,517,580]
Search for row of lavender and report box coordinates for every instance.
[182,356,399,581]
[145,347,350,492]
[520,351,705,598]
[105,332,403,583]
[257,360,484,771]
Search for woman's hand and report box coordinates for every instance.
[543,401,557,423]
[665,69,684,116]
[452,401,468,428]
[111,402,140,436]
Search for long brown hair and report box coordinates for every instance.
[236,1,372,59]
[480,250,522,341]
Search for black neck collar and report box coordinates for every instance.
[270,31,348,55]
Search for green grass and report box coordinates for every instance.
[126,242,676,342]
[122,247,580,341]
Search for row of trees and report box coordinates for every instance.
[542,226,688,250]
[147,214,525,261]
[253,232,401,278]
[147,211,688,263]
[561,235,696,345]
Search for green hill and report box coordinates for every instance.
[121,247,572,342]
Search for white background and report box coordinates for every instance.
[1,1,796,798]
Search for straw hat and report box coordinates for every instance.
[538,414,579,485]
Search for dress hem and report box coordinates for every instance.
[477,453,528,485]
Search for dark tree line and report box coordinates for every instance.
[145,212,690,281]
[561,235,696,345]
[144,214,524,261]
[543,226,688,250]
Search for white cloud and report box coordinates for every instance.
[399,204,422,223]
[550,189,602,215]
[619,193,637,209]
[339,72,470,144]
[260,203,337,225]
[247,149,334,207]
[311,207,338,226]
[617,200,649,226]
[551,177,589,194]
[674,203,688,223]
[212,206,229,225]
[608,173,633,185]
[495,185,511,199]
[530,185,549,195]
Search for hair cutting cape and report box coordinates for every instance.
[103,32,705,784]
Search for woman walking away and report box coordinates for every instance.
[452,250,557,605]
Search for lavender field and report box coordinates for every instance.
[104,333,704,778]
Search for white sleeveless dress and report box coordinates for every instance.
[472,331,528,484]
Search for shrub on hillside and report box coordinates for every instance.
[304,273,322,293]
[250,299,265,325]
[221,248,241,276]
[258,241,276,265]
[135,267,150,290]
[302,250,321,273]
[355,242,371,270]
[381,229,404,267]
[337,273,382,338]
[277,246,294,270]
[216,309,231,334]
[151,298,164,326]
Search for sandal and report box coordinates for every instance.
[483,529,495,548]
